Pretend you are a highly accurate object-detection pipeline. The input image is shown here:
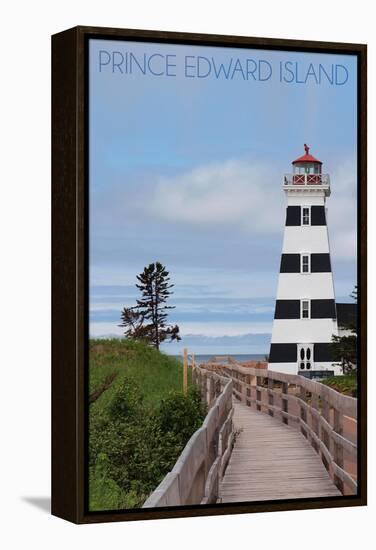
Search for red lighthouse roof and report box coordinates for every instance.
[292,144,322,165]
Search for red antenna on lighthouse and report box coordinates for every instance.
[304,143,310,155]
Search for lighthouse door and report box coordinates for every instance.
[298,344,314,371]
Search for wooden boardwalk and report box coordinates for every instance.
[219,401,341,503]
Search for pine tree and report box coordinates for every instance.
[330,334,357,374]
[119,307,151,341]
[350,285,358,302]
[119,262,180,349]
[331,285,357,374]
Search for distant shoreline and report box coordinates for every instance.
[174,353,266,362]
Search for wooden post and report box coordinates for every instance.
[183,348,188,395]
[246,374,251,406]
[320,397,331,471]
[207,376,215,408]
[192,365,197,387]
[311,391,319,435]
[268,377,274,417]
[299,385,307,436]
[191,353,196,389]
[333,408,344,493]
[256,376,262,411]
[281,382,288,425]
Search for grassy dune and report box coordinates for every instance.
[89,339,188,409]
[88,339,198,511]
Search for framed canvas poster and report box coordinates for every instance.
[52,26,367,524]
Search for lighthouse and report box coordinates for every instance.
[268,145,341,378]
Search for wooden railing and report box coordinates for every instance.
[219,361,358,495]
[143,368,233,508]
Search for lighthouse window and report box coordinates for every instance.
[301,254,310,273]
[302,207,310,225]
[301,300,310,319]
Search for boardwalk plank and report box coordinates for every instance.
[219,401,341,503]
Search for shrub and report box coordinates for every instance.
[157,386,206,446]
[89,381,206,510]
[108,377,142,420]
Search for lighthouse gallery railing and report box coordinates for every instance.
[284,173,330,186]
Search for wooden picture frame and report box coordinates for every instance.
[52,26,367,524]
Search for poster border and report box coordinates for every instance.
[51,26,367,524]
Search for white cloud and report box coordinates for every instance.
[90,323,123,338]
[148,156,357,263]
[327,158,357,261]
[330,231,357,261]
[173,268,279,298]
[90,320,273,339]
[163,321,273,337]
[149,159,284,233]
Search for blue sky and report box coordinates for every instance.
[89,39,357,354]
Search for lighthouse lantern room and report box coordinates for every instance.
[268,145,340,378]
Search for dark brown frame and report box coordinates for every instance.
[52,25,367,524]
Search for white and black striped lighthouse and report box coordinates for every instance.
[268,145,341,377]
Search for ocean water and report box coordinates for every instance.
[174,354,266,364]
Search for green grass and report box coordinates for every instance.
[89,338,189,411]
[88,338,194,511]
[321,374,357,397]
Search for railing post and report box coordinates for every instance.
[183,348,188,395]
[268,377,274,417]
[202,372,208,404]
[311,392,319,430]
[240,372,246,403]
[320,397,331,471]
[281,382,288,424]
[310,390,320,453]
[299,384,308,438]
[246,374,251,407]
[321,397,330,423]
[199,370,203,401]
[256,376,262,411]
[192,366,197,387]
[206,375,215,408]
[250,373,256,408]
[333,408,344,493]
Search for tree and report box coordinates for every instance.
[119,262,180,349]
[350,285,358,302]
[331,285,357,374]
[330,334,357,374]
[119,307,151,342]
